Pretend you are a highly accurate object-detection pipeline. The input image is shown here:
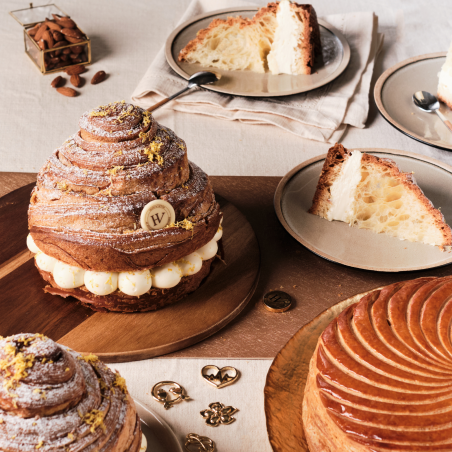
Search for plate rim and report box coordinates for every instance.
[374,52,451,151]
[165,7,351,97]
[135,398,183,452]
[274,148,452,272]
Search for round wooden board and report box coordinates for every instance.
[0,183,260,362]
[263,288,377,451]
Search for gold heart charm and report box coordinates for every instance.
[201,365,240,389]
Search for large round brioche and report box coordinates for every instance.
[0,333,141,451]
[28,102,222,312]
[303,276,452,451]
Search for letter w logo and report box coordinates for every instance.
[150,212,165,227]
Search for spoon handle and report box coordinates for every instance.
[435,110,452,133]
[147,86,191,112]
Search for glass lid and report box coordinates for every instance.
[10,3,67,27]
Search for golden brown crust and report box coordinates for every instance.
[309,143,452,247]
[37,256,216,312]
[303,276,452,451]
[178,2,321,75]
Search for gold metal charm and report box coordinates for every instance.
[200,402,238,427]
[263,291,292,313]
[184,433,215,452]
[201,365,240,389]
[151,381,190,410]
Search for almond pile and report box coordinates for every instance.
[27,14,88,71]
[50,65,107,97]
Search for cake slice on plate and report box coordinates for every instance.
[309,144,452,248]
[438,38,452,109]
[178,0,320,75]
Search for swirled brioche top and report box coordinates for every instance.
[28,102,221,272]
[0,333,140,452]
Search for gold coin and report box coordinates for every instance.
[263,291,292,313]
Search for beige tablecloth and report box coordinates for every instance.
[1,0,452,451]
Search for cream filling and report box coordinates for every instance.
[267,0,304,75]
[29,225,223,297]
[326,151,363,223]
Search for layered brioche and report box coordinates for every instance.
[0,333,142,452]
[309,144,452,248]
[28,101,223,312]
[178,0,320,75]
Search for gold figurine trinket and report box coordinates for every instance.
[201,365,240,389]
[151,381,190,410]
[184,433,215,452]
[200,402,238,427]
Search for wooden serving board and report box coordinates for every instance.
[0,182,260,362]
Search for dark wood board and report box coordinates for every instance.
[0,180,259,362]
[1,174,451,360]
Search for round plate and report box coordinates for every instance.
[135,399,183,452]
[264,289,374,452]
[374,52,452,151]
[274,148,452,272]
[0,185,260,363]
[165,7,350,97]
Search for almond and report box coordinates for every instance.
[52,30,64,42]
[56,87,77,97]
[70,74,82,88]
[72,45,84,54]
[62,48,72,55]
[65,36,84,44]
[52,14,76,29]
[34,23,48,42]
[45,20,62,31]
[42,30,54,49]
[51,76,63,88]
[61,28,84,39]
[53,40,69,48]
[91,71,106,85]
[27,23,40,37]
[38,39,47,51]
[65,64,86,75]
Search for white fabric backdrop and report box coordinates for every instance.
[1,0,452,450]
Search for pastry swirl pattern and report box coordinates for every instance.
[28,101,221,272]
[0,334,141,452]
[304,276,452,451]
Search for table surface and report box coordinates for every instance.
[2,0,452,451]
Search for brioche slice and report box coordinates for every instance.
[438,38,452,109]
[309,144,452,247]
[178,1,320,75]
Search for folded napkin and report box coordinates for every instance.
[132,0,384,143]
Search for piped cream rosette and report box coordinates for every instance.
[28,220,223,297]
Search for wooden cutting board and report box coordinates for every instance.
[0,182,260,362]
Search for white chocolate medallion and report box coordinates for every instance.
[141,200,176,231]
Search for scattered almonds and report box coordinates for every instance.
[70,74,82,88]
[91,71,106,85]
[56,87,77,97]
[50,76,63,88]
[65,64,86,76]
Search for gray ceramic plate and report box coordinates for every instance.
[165,7,350,97]
[375,53,452,151]
[135,399,182,452]
[274,148,452,272]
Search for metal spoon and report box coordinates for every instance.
[147,71,221,113]
[412,90,452,132]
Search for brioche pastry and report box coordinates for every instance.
[438,38,452,109]
[178,0,321,75]
[309,144,452,248]
[303,276,452,451]
[0,333,142,451]
[28,101,223,312]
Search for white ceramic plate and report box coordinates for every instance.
[135,399,183,452]
[274,148,452,272]
[375,52,452,151]
[165,7,350,97]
